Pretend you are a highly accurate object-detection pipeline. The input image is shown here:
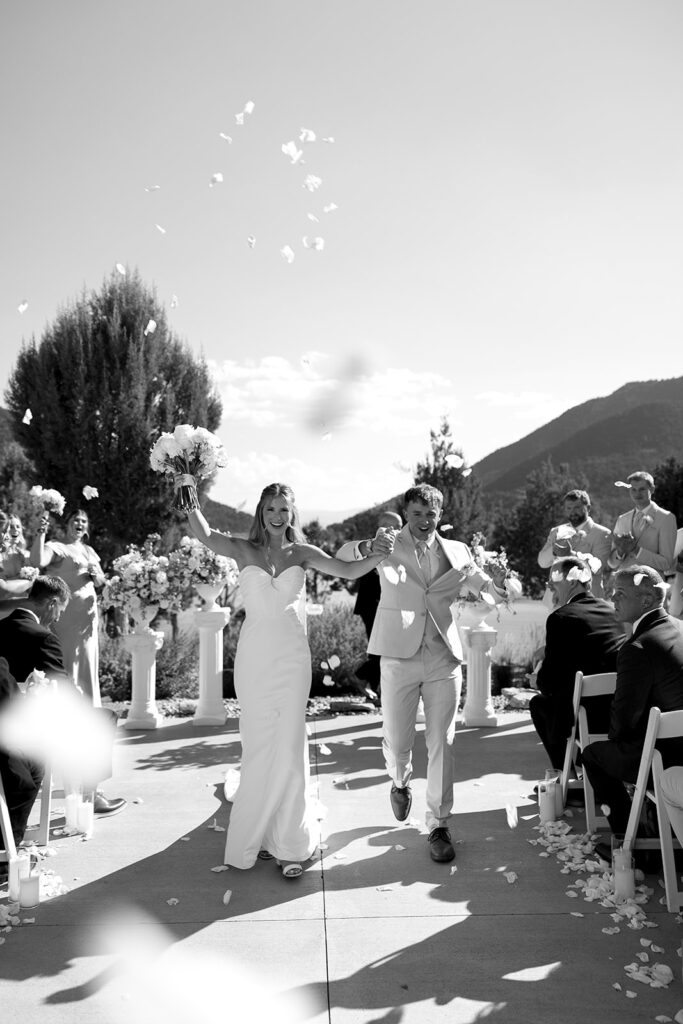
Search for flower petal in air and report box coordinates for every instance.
[328,655,340,669]
[17,301,28,314]
[299,127,316,142]
[222,889,232,905]
[303,174,322,192]
[82,486,99,500]
[144,319,157,336]
[22,409,32,425]
[170,295,178,308]
[144,184,161,191]
[282,141,304,164]
[219,133,232,143]
[247,236,256,249]
[323,203,338,213]
[280,245,295,263]
[116,264,126,275]
[445,453,464,469]
[505,804,518,828]
[322,674,334,687]
[503,871,517,884]
[155,224,166,234]
[209,172,223,187]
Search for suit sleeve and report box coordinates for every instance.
[336,541,365,563]
[636,513,678,575]
[535,612,578,699]
[538,529,556,569]
[607,515,626,570]
[592,528,613,570]
[36,633,68,677]
[608,643,650,744]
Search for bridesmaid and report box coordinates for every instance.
[30,508,106,705]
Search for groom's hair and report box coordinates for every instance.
[403,484,443,510]
[29,575,71,606]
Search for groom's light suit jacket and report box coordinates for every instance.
[339,526,499,664]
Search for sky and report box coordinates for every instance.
[1,1,682,522]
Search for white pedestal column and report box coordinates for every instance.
[193,608,230,726]
[123,629,164,730]
[462,623,499,728]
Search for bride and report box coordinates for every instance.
[186,482,393,879]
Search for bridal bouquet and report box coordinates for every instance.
[149,424,228,512]
[102,535,181,619]
[167,535,238,607]
[29,485,66,517]
[456,533,523,608]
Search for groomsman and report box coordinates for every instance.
[338,485,508,863]
[538,490,611,597]
[608,471,677,576]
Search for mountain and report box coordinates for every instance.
[203,497,252,536]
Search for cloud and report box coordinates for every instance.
[208,355,456,436]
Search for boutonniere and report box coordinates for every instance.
[641,514,653,527]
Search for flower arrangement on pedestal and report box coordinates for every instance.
[455,533,523,617]
[102,534,181,626]
[167,535,238,609]
[149,424,228,512]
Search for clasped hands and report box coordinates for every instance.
[370,527,397,558]
[612,532,638,557]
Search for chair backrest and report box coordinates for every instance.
[579,671,617,699]
[655,709,683,742]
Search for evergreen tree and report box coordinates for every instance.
[5,269,222,565]
[414,417,484,542]
[492,459,590,597]
[653,457,683,523]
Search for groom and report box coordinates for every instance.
[338,484,507,862]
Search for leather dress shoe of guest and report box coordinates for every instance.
[428,827,455,863]
[94,794,127,816]
[390,784,412,822]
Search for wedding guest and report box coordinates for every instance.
[537,490,611,597]
[337,484,510,864]
[185,482,393,879]
[529,556,625,778]
[669,528,683,620]
[658,765,683,845]
[0,513,32,603]
[30,509,106,705]
[0,653,45,858]
[582,566,683,863]
[0,575,125,818]
[351,509,403,703]
[608,472,677,576]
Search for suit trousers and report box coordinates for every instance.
[0,749,44,849]
[581,740,641,836]
[380,644,461,831]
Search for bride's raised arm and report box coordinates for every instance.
[186,508,250,564]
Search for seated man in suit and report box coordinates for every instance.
[608,472,677,577]
[0,575,125,824]
[582,566,683,861]
[529,556,625,781]
[538,490,612,598]
[351,509,403,703]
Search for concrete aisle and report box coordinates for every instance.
[1,710,682,1024]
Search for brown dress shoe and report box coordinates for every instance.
[390,784,412,822]
[428,826,455,862]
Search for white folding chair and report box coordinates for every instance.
[573,672,617,831]
[624,707,683,911]
[0,765,18,870]
[560,671,583,804]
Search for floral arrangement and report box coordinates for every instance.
[18,565,40,583]
[102,534,181,619]
[29,485,66,517]
[149,424,228,512]
[456,533,523,609]
[167,535,238,606]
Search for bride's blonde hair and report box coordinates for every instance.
[249,483,304,547]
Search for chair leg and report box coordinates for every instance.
[0,774,18,865]
[34,769,53,847]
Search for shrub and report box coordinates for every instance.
[307,606,368,695]
[99,634,131,702]
[98,628,200,702]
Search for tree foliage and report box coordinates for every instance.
[492,459,591,597]
[414,417,484,542]
[5,270,222,565]
[653,457,683,524]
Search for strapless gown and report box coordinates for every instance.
[224,564,317,868]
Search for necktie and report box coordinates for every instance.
[417,541,431,584]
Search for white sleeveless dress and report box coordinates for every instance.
[224,564,317,868]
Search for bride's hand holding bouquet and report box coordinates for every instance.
[149,425,228,512]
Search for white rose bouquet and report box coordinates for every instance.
[167,535,238,607]
[456,533,523,609]
[102,534,182,619]
[149,424,228,512]
[29,485,66,517]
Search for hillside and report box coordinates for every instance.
[203,497,253,536]
[473,376,683,491]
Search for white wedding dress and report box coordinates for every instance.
[224,564,318,868]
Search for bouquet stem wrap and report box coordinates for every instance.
[173,472,200,513]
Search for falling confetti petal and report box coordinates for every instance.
[450,865,458,875]
[461,468,472,478]
[166,898,179,906]
[318,744,332,755]
[282,140,304,164]
[180,837,190,842]
[144,319,157,336]
[22,409,32,425]
[445,453,464,469]
[303,236,325,251]
[505,804,518,829]
[322,136,335,143]
[280,245,295,264]
[503,871,517,884]
[144,184,161,192]
[303,174,322,192]
[328,655,340,669]
[307,213,320,222]
[210,865,230,873]
[170,295,178,309]
[17,301,28,314]
[235,113,245,125]
[321,431,332,442]
[247,236,256,249]
[209,172,224,187]
[155,224,166,234]
[116,264,126,275]
[299,127,316,142]
[323,203,338,213]
[82,485,99,500]
[243,101,255,115]
[222,889,232,905]
[219,133,233,143]
[322,674,333,686]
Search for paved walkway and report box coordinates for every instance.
[2,709,683,1023]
